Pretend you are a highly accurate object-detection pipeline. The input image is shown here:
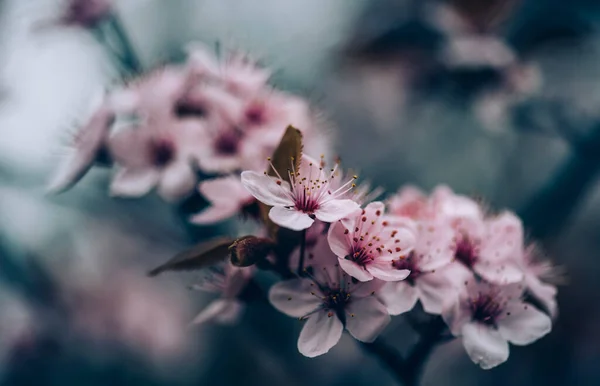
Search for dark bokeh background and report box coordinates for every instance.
[1,0,599,385]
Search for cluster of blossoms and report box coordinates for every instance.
[51,41,558,372]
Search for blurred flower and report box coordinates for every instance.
[269,254,389,357]
[327,201,416,282]
[190,262,253,325]
[519,246,559,318]
[241,155,360,231]
[442,280,551,369]
[387,185,432,220]
[190,176,255,224]
[61,0,114,28]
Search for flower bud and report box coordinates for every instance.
[229,236,275,267]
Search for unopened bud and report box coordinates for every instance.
[229,236,275,267]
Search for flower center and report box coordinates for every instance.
[174,99,207,118]
[323,290,350,313]
[392,252,421,284]
[454,235,478,268]
[294,197,320,214]
[470,293,503,326]
[149,138,175,167]
[245,104,266,126]
[215,132,240,155]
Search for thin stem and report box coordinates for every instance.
[105,13,142,74]
[297,229,307,275]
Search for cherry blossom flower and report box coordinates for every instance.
[48,104,115,193]
[240,155,360,231]
[387,185,432,220]
[190,176,255,225]
[108,120,205,200]
[432,187,524,285]
[327,202,417,281]
[269,254,390,357]
[378,218,457,315]
[190,263,254,325]
[442,281,552,369]
[519,246,559,318]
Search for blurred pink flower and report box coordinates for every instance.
[387,186,432,220]
[327,201,417,282]
[241,155,360,231]
[48,104,115,193]
[61,0,113,28]
[190,263,254,325]
[189,176,255,224]
[442,280,551,369]
[108,120,205,200]
[269,261,389,357]
[519,247,559,318]
[378,218,457,315]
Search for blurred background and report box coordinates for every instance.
[1,0,599,385]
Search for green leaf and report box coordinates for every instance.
[148,237,234,276]
[260,125,303,238]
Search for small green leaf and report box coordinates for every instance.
[148,237,234,276]
[260,125,303,238]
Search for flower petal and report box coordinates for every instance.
[298,310,343,358]
[497,303,552,345]
[417,270,457,315]
[474,258,523,285]
[110,168,160,197]
[315,199,361,223]
[327,221,350,258]
[269,206,315,231]
[240,171,293,206]
[191,299,242,325]
[367,262,410,282]
[189,205,240,224]
[157,162,196,201]
[345,297,391,343]
[338,258,373,282]
[378,281,419,315]
[269,279,322,318]
[199,176,251,206]
[461,323,509,370]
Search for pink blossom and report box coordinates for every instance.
[327,202,417,282]
[269,257,390,357]
[190,263,254,325]
[190,176,255,225]
[378,218,457,315]
[241,155,360,231]
[519,247,559,318]
[387,185,432,220]
[108,120,205,200]
[442,281,551,369]
[48,104,115,193]
[186,43,271,96]
[432,187,524,284]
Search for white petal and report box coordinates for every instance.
[327,221,350,258]
[269,279,322,318]
[315,199,361,223]
[367,262,410,282]
[474,259,523,285]
[269,206,314,231]
[157,162,197,201]
[378,281,419,315]
[191,299,242,325]
[441,293,472,336]
[338,258,373,281]
[461,323,509,369]
[417,271,457,315]
[109,168,160,197]
[240,171,293,207]
[189,205,239,224]
[497,303,552,345]
[345,297,391,343]
[298,310,343,357]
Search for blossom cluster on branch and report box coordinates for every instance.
[51,42,558,375]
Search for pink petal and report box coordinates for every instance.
[441,292,472,336]
[240,171,293,207]
[269,206,314,231]
[298,310,343,358]
[109,168,160,197]
[497,303,551,345]
[367,262,410,282]
[480,211,524,263]
[526,275,558,318]
[474,258,523,285]
[378,281,419,315]
[157,162,196,201]
[189,205,240,224]
[315,199,360,223]
[191,299,242,325]
[269,279,322,318]
[199,176,251,206]
[461,323,509,370]
[414,220,455,271]
[417,270,457,315]
[108,127,153,168]
[338,258,373,282]
[345,297,391,343]
[327,221,350,258]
